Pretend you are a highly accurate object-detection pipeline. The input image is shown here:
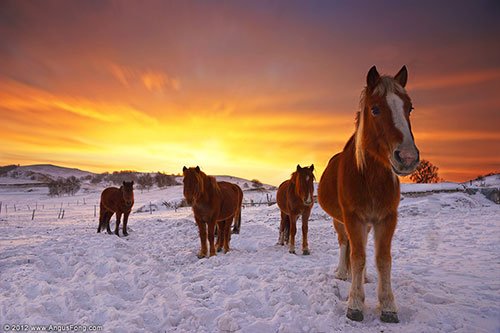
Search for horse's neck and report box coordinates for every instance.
[196,175,218,203]
[346,134,396,183]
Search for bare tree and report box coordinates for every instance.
[409,159,441,183]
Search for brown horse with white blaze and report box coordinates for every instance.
[318,66,419,323]
[183,166,243,258]
[277,164,315,255]
[98,181,134,237]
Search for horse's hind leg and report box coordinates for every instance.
[98,206,107,233]
[374,214,399,323]
[216,221,224,252]
[223,218,232,253]
[278,211,288,245]
[105,212,113,234]
[114,212,122,237]
[333,219,350,280]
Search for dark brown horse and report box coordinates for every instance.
[183,166,243,258]
[98,181,135,237]
[318,66,419,323]
[277,164,315,255]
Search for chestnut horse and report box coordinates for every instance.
[277,164,315,255]
[318,66,419,323]
[183,166,243,258]
[97,181,134,237]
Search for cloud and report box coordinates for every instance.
[411,68,500,90]
[110,64,180,92]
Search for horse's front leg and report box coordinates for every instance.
[122,211,130,236]
[374,213,399,323]
[114,212,122,237]
[344,213,369,322]
[301,209,311,255]
[195,217,207,258]
[207,217,217,257]
[288,214,298,254]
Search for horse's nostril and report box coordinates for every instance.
[394,150,402,164]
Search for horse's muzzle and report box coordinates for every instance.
[391,145,420,176]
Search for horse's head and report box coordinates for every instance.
[182,166,205,205]
[292,164,315,205]
[121,181,134,206]
[355,65,420,176]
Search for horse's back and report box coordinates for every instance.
[217,181,242,220]
[318,152,343,221]
[100,187,121,211]
[276,180,290,213]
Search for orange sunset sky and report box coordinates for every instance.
[1,1,499,185]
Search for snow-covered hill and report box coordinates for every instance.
[0,174,499,332]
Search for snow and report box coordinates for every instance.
[0,178,499,332]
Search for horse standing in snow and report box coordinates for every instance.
[98,181,135,237]
[182,166,243,258]
[277,164,315,255]
[318,66,419,323]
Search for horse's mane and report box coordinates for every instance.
[354,76,407,171]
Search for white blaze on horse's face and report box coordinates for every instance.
[386,92,420,176]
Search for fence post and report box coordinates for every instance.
[61,210,65,219]
[32,210,35,220]
[150,202,152,214]
[94,205,97,217]
[0,201,2,214]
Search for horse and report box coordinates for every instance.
[97,181,135,237]
[318,66,419,323]
[182,166,243,258]
[277,164,315,255]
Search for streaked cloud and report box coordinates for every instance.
[110,64,180,93]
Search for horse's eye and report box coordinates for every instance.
[371,106,380,116]
[409,106,414,113]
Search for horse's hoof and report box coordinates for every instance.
[197,253,206,259]
[380,311,399,323]
[123,232,129,237]
[232,230,239,234]
[346,308,364,322]
[107,231,113,235]
[216,247,223,252]
[303,249,310,255]
[289,250,296,254]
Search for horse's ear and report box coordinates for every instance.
[183,166,187,173]
[296,164,302,171]
[131,181,134,186]
[122,181,126,186]
[310,164,314,171]
[195,166,200,172]
[367,65,380,89]
[394,65,408,88]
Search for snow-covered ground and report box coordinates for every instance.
[0,177,499,332]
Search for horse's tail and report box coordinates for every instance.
[232,202,242,234]
[231,185,243,234]
[97,203,105,232]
